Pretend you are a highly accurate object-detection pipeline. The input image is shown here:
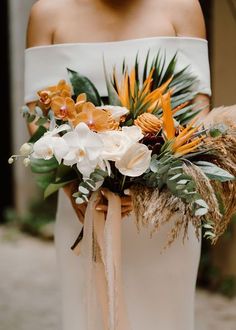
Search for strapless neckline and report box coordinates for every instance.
[25,36,207,52]
[24,35,211,103]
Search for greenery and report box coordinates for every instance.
[3,192,57,238]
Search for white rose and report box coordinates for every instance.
[98,130,131,161]
[115,143,151,177]
[98,126,143,162]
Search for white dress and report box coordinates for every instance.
[24,37,211,330]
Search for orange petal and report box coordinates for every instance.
[51,96,65,113]
[76,93,87,103]
[130,67,136,98]
[174,136,204,154]
[173,126,200,150]
[161,92,175,140]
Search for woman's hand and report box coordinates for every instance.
[95,188,133,218]
[64,183,133,223]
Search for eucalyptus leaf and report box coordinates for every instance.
[195,207,209,216]
[194,161,235,182]
[169,173,182,181]
[79,185,90,195]
[203,231,216,238]
[195,199,209,209]
[35,117,48,126]
[76,197,85,204]
[203,223,214,229]
[26,114,36,123]
[209,124,228,137]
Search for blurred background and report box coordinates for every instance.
[0,1,236,330]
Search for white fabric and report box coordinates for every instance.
[24,36,209,330]
[24,36,211,103]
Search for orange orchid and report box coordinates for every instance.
[51,96,77,121]
[74,93,87,113]
[37,80,72,111]
[72,102,119,132]
[161,93,204,156]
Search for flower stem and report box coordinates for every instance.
[120,175,126,193]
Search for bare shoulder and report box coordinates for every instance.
[29,0,61,23]
[27,0,69,48]
[169,0,206,39]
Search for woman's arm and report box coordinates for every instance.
[171,0,210,119]
[26,0,55,48]
[26,0,56,134]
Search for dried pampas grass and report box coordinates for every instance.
[131,105,236,248]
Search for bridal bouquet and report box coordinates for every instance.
[10,53,236,247]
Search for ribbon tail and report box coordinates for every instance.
[81,190,131,330]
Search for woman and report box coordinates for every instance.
[25,0,211,329]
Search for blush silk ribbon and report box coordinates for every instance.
[75,189,131,330]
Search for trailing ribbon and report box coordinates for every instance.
[76,189,131,330]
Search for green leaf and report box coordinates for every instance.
[55,164,79,182]
[35,172,55,190]
[195,199,209,209]
[28,126,47,143]
[194,161,235,182]
[35,117,48,126]
[44,179,75,199]
[67,68,102,106]
[203,223,214,229]
[30,157,59,173]
[195,207,209,216]
[90,173,105,182]
[79,185,90,195]
[26,114,36,123]
[209,124,228,137]
[203,231,216,238]
[169,173,182,181]
[76,197,85,204]
[177,179,189,185]
[103,59,122,106]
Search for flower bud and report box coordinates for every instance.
[19,143,32,156]
[23,158,31,167]
[8,157,14,164]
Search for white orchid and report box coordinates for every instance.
[96,105,129,122]
[115,143,152,177]
[32,136,69,163]
[98,125,143,161]
[62,122,104,177]
[32,124,71,162]
[44,124,71,137]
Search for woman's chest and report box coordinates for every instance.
[53,1,176,44]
